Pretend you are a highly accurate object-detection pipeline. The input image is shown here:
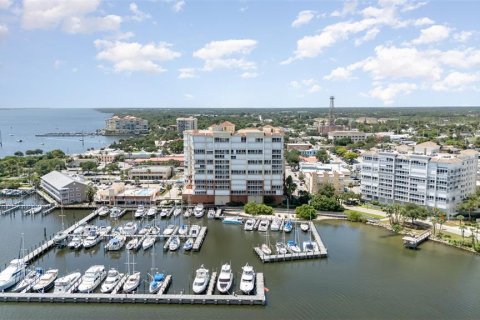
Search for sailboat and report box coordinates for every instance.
[123,251,141,293]
[148,242,165,293]
[261,229,272,255]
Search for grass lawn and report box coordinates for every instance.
[344,209,385,220]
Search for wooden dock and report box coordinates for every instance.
[206,272,217,295]
[111,274,127,294]
[157,275,172,295]
[403,231,431,249]
[0,274,266,306]
[192,226,207,252]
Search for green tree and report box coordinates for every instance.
[401,203,429,225]
[311,194,343,212]
[244,202,274,215]
[285,150,301,169]
[284,175,297,201]
[317,183,336,197]
[86,185,96,204]
[80,161,98,173]
[343,151,358,164]
[165,184,172,198]
[169,140,184,154]
[315,149,329,163]
[295,204,317,220]
[14,151,23,157]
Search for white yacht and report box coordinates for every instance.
[123,272,141,293]
[302,241,319,253]
[146,206,157,218]
[183,208,193,218]
[105,235,126,251]
[126,238,140,251]
[160,208,169,218]
[150,225,161,235]
[207,208,215,219]
[122,222,138,236]
[258,220,270,232]
[261,244,272,255]
[0,259,25,291]
[173,207,182,217]
[12,268,43,292]
[82,234,100,249]
[77,265,107,293]
[96,206,110,217]
[53,272,81,294]
[72,225,85,235]
[240,264,255,295]
[67,236,83,250]
[216,263,233,294]
[183,238,194,251]
[188,225,201,237]
[276,242,288,255]
[142,236,156,250]
[134,206,145,219]
[98,226,111,237]
[32,269,58,292]
[53,231,68,245]
[163,224,175,236]
[178,224,189,235]
[148,272,165,294]
[270,218,281,231]
[100,268,123,293]
[287,240,301,253]
[169,236,180,251]
[138,225,151,235]
[244,219,255,231]
[192,265,210,294]
[193,204,205,218]
[300,223,310,232]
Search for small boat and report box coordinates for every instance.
[150,225,161,235]
[123,222,138,235]
[78,265,106,293]
[240,264,255,295]
[142,236,156,250]
[178,224,189,235]
[183,238,194,251]
[138,225,151,235]
[244,219,255,231]
[104,235,126,251]
[72,225,85,235]
[53,272,81,294]
[158,208,167,218]
[169,236,180,251]
[110,207,125,219]
[163,224,175,236]
[183,208,193,218]
[270,218,281,231]
[0,259,26,291]
[283,220,293,233]
[12,268,43,292]
[32,269,58,292]
[261,244,272,255]
[207,208,215,219]
[134,206,145,219]
[216,263,233,294]
[126,238,140,250]
[258,220,269,231]
[98,226,111,237]
[96,206,109,217]
[82,225,97,237]
[189,225,201,237]
[149,272,165,293]
[53,231,68,245]
[146,206,157,218]
[123,272,141,293]
[100,268,123,293]
[67,236,83,250]
[26,206,42,215]
[223,216,243,225]
[287,240,301,253]
[302,241,319,252]
[17,139,23,142]
[276,242,288,254]
[192,265,209,294]
[193,204,205,218]
[173,207,182,217]
[300,223,309,232]
[83,234,101,249]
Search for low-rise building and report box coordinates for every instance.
[40,171,89,204]
[328,130,368,143]
[96,183,159,206]
[105,115,149,135]
[128,166,173,181]
[300,161,351,194]
[176,117,198,134]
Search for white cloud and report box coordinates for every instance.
[414,17,434,26]
[0,24,8,39]
[129,2,151,22]
[292,10,316,28]
[331,0,357,17]
[355,27,380,46]
[184,93,194,99]
[178,68,197,79]
[290,79,321,94]
[241,72,258,78]
[324,66,355,81]
[94,39,181,73]
[193,39,258,72]
[309,84,322,93]
[453,31,473,43]
[110,31,135,41]
[0,0,11,10]
[53,59,64,69]
[22,0,122,34]
[369,82,417,105]
[411,25,451,45]
[240,6,248,13]
[172,0,185,12]
[432,72,479,91]
[401,1,427,12]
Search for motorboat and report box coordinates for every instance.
[163,224,175,236]
[148,272,165,293]
[178,224,189,235]
[12,268,43,292]
[160,208,169,218]
[96,206,109,217]
[207,208,215,219]
[216,263,233,294]
[261,244,272,255]
[183,208,193,218]
[126,238,140,251]
[26,206,42,215]
[73,225,85,235]
[300,223,310,232]
[77,265,106,293]
[223,216,243,225]
[123,272,141,293]
[123,222,138,236]
[183,238,194,251]
[82,225,97,237]
[240,264,255,295]
[53,272,81,294]
[0,259,26,291]
[100,268,123,293]
[150,225,161,235]
[142,236,156,250]
[53,231,68,245]
[98,226,111,237]
[104,235,126,251]
[244,219,255,231]
[67,236,83,250]
[192,265,209,294]
[82,234,101,249]
[138,225,151,235]
[193,204,205,218]
[134,206,145,219]
[31,269,58,292]
[283,220,293,233]
[173,207,182,217]
[302,241,319,253]
[258,220,269,232]
[110,207,125,219]
[111,226,123,235]
[188,225,201,237]
[146,206,157,218]
[169,236,180,251]
[287,240,301,253]
[270,218,281,231]
[276,242,288,255]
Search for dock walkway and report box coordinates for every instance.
[403,231,431,249]
[192,227,207,251]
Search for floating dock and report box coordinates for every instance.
[403,231,431,249]
[192,227,207,251]
[206,272,217,295]
[157,275,172,295]
[0,274,266,306]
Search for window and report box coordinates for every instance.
[255,138,263,143]
[241,137,246,143]
[272,137,282,143]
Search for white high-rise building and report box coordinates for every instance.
[176,117,198,134]
[360,143,478,217]
[183,122,285,205]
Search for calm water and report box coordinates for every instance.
[0,205,479,320]
[0,108,117,157]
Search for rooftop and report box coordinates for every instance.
[41,171,87,189]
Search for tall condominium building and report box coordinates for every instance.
[360,143,478,216]
[176,117,198,134]
[183,122,285,205]
[105,115,149,135]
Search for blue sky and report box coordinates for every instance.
[0,0,479,108]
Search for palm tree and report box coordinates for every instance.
[165,184,172,199]
[457,214,464,227]
[385,204,395,226]
[460,224,466,241]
